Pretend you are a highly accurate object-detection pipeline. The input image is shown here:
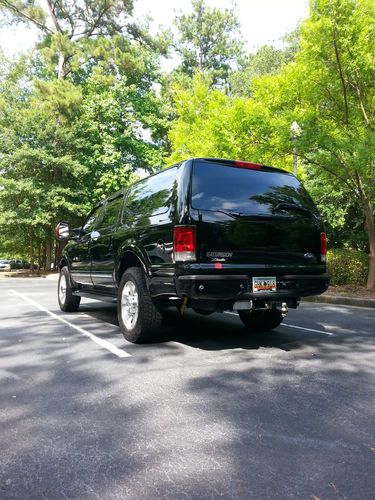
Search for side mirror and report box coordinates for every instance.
[55,222,70,240]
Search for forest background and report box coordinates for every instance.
[0,0,374,289]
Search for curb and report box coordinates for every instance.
[303,295,375,309]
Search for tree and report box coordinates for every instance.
[0,0,154,80]
[75,73,169,199]
[174,0,243,84]
[229,26,301,97]
[168,0,375,289]
[303,168,368,251]
[168,73,291,170]
[0,2,169,270]
[0,62,89,269]
[0,58,168,269]
[271,0,375,289]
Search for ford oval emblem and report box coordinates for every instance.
[304,252,315,260]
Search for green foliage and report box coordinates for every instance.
[0,66,167,223]
[229,27,300,97]
[0,0,165,81]
[76,74,168,190]
[168,0,375,288]
[0,70,89,263]
[168,72,294,170]
[304,165,368,250]
[327,249,369,286]
[0,42,168,266]
[279,0,375,287]
[0,0,174,272]
[1,0,374,286]
[174,0,243,84]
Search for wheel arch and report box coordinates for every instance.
[59,257,69,270]
[116,248,148,285]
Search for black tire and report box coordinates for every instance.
[118,267,162,343]
[238,309,283,332]
[58,267,81,312]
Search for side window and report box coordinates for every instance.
[82,205,103,233]
[100,195,123,229]
[123,168,177,222]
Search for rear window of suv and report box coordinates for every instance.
[191,160,318,216]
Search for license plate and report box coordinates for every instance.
[252,277,277,293]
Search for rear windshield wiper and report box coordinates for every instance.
[271,202,314,216]
[214,210,273,218]
[220,210,257,219]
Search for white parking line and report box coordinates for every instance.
[224,311,333,336]
[281,323,333,335]
[10,289,131,358]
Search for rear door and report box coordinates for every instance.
[118,168,178,272]
[191,159,322,272]
[91,194,124,291]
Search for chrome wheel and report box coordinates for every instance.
[121,280,139,330]
[59,273,67,304]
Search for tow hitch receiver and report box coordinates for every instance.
[233,300,289,317]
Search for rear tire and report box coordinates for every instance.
[118,267,162,343]
[58,267,81,312]
[238,309,283,332]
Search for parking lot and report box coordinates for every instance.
[1,277,375,499]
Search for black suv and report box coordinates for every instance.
[56,158,329,343]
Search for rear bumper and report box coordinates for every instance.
[175,273,330,301]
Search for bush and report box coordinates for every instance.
[327,249,369,286]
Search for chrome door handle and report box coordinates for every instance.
[157,239,165,251]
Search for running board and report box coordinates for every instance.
[73,290,117,303]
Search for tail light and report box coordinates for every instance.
[320,232,327,262]
[174,225,196,261]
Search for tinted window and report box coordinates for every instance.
[124,168,177,221]
[192,161,318,216]
[82,205,103,233]
[100,195,123,228]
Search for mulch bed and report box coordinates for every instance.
[324,285,375,300]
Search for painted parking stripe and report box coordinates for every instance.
[224,311,333,336]
[10,289,131,358]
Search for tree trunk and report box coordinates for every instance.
[30,229,34,272]
[42,241,46,272]
[57,53,67,80]
[363,198,375,290]
[46,233,52,272]
[38,243,41,271]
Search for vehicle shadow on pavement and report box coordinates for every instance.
[1,299,375,499]
[70,301,375,356]
[79,304,311,353]
[159,310,304,352]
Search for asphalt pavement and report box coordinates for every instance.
[1,277,375,499]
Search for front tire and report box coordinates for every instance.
[58,267,81,312]
[238,309,283,332]
[118,267,162,343]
